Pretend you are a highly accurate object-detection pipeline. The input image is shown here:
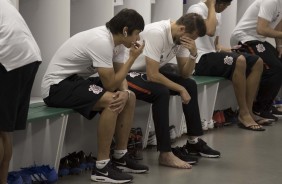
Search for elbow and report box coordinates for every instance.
[256,27,266,36]
[206,29,216,37]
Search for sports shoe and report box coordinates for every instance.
[21,165,58,184]
[7,172,24,184]
[171,146,198,164]
[270,106,282,118]
[112,153,149,173]
[201,119,208,131]
[207,119,215,129]
[91,161,133,183]
[185,138,221,158]
[253,110,278,122]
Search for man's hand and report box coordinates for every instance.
[180,36,197,56]
[129,40,145,60]
[179,88,191,104]
[109,91,129,113]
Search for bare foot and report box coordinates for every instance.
[158,152,192,169]
[238,114,263,130]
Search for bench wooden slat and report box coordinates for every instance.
[191,76,225,85]
[28,102,73,122]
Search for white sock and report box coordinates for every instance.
[113,149,127,159]
[96,159,110,169]
[188,137,199,144]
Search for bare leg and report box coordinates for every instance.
[246,58,263,115]
[232,56,261,128]
[93,92,119,161]
[159,152,192,169]
[115,93,136,150]
[0,132,12,184]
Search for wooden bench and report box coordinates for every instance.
[10,102,73,172]
[139,76,226,148]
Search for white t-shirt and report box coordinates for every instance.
[187,2,222,63]
[0,0,42,71]
[41,26,125,98]
[130,20,190,72]
[231,0,282,45]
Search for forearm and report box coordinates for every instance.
[181,57,196,78]
[111,56,136,90]
[118,79,129,91]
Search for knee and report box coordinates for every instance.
[254,57,263,73]
[235,56,247,70]
[126,91,136,107]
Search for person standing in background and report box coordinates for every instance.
[0,0,42,183]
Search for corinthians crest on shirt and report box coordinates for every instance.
[89,84,103,94]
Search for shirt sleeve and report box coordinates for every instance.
[86,38,113,68]
[143,29,165,62]
[258,1,277,22]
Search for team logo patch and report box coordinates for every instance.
[223,56,233,65]
[129,72,141,78]
[88,85,103,94]
[256,44,265,53]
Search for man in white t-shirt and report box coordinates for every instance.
[0,0,41,183]
[42,9,148,183]
[126,13,220,169]
[188,0,269,131]
[231,0,282,121]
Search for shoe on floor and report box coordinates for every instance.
[253,109,278,122]
[91,161,133,183]
[185,138,221,158]
[271,106,282,118]
[171,146,198,164]
[112,153,149,173]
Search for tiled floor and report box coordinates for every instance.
[57,120,282,184]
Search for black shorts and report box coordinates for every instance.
[0,61,40,132]
[194,52,259,80]
[43,74,106,120]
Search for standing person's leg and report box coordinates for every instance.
[0,132,12,184]
[127,72,191,169]
[242,41,282,120]
[162,72,220,158]
[0,61,40,183]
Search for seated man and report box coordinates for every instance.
[42,9,148,184]
[126,13,220,169]
[231,0,282,121]
[188,0,267,131]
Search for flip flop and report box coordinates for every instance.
[253,115,273,126]
[237,122,265,131]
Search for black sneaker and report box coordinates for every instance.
[171,146,198,164]
[253,110,278,122]
[91,161,133,183]
[112,153,149,173]
[185,139,221,158]
[271,106,282,118]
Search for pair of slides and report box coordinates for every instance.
[238,115,273,131]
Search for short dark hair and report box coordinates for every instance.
[176,13,206,37]
[216,0,233,3]
[106,8,145,35]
